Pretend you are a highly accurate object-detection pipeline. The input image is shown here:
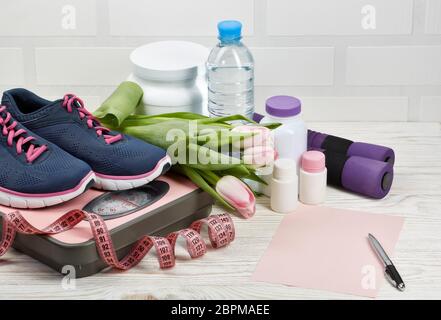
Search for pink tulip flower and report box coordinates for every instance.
[231,125,273,149]
[243,145,277,168]
[216,175,256,219]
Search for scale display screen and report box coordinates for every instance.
[83,181,170,220]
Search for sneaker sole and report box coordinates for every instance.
[93,155,172,191]
[0,171,95,209]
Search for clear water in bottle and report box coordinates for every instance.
[206,20,254,119]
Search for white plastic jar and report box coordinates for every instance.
[128,41,210,115]
[260,96,307,172]
[270,158,298,213]
[299,151,327,205]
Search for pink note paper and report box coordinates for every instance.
[252,205,404,298]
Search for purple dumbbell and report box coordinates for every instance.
[254,115,395,164]
[252,113,394,198]
[308,130,395,165]
[252,113,265,123]
[313,148,393,199]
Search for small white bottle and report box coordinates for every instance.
[260,96,307,172]
[299,151,327,205]
[244,165,273,197]
[270,159,298,213]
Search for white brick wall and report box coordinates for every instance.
[0,0,440,122]
[346,46,441,85]
[300,97,409,122]
[0,0,96,36]
[108,0,254,36]
[253,47,335,86]
[425,0,441,34]
[0,48,24,85]
[35,47,132,85]
[420,96,441,121]
[267,0,413,35]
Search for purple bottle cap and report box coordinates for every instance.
[265,95,301,118]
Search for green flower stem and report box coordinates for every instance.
[178,165,234,211]
[195,169,221,186]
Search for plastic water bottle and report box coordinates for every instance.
[206,20,254,119]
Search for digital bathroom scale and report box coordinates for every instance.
[0,174,213,278]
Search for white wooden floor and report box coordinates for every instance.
[1,122,440,300]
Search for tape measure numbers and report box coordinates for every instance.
[0,209,235,272]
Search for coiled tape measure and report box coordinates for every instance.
[0,184,235,272]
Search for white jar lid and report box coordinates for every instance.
[273,159,297,180]
[130,41,209,81]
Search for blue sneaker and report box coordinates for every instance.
[2,89,171,191]
[0,104,94,208]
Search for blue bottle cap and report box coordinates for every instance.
[217,20,242,41]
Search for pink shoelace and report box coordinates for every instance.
[0,106,48,163]
[62,94,122,144]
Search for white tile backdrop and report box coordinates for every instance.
[0,0,440,121]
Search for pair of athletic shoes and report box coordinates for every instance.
[0,88,171,209]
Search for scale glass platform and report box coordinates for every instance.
[0,174,213,277]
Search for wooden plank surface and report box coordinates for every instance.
[0,122,440,300]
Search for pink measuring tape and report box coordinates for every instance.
[0,209,235,271]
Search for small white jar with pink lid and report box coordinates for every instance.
[299,151,327,205]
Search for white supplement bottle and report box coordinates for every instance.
[299,151,327,205]
[270,159,298,213]
[260,96,307,172]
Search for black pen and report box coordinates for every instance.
[368,233,405,291]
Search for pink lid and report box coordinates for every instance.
[301,151,325,173]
